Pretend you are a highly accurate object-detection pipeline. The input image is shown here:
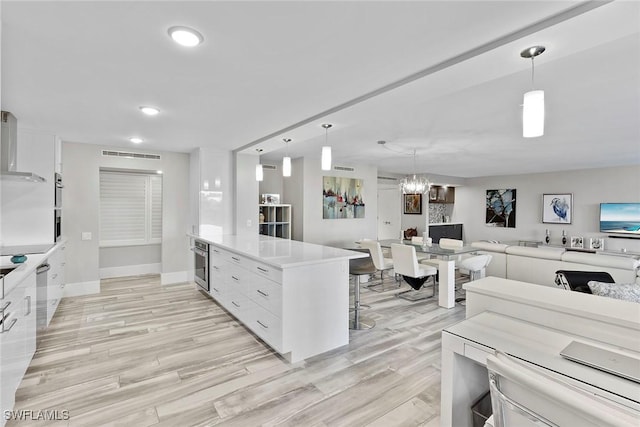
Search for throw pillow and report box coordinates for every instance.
[587,281,640,303]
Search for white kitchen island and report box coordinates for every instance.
[189,233,366,363]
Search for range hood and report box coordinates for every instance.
[1,111,46,183]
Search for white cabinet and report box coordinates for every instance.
[46,244,66,326]
[0,271,37,423]
[54,136,63,174]
[204,240,349,362]
[259,204,291,239]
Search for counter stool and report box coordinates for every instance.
[348,249,377,330]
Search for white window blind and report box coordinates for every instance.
[100,171,162,246]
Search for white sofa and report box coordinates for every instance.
[471,242,640,287]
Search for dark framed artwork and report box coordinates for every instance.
[542,193,572,224]
[404,194,422,215]
[486,189,516,228]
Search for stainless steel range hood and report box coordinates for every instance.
[1,111,46,183]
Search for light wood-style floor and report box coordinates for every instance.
[9,273,466,427]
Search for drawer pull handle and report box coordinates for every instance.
[213,266,219,270]
[52,273,58,280]
[1,301,10,312]
[25,296,32,316]
[61,262,66,266]
[257,267,268,273]
[231,276,239,281]
[231,256,240,261]
[51,299,58,306]
[212,287,219,292]
[1,318,17,333]
[213,249,220,253]
[257,289,269,297]
[232,301,240,308]
[257,320,268,329]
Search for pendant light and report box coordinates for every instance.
[321,123,332,171]
[399,149,429,194]
[521,46,546,138]
[282,138,292,177]
[255,164,263,181]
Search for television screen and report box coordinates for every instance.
[600,203,640,235]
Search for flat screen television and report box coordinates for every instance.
[600,203,640,236]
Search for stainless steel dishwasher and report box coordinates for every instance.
[36,262,50,344]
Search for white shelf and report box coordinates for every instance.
[259,204,291,239]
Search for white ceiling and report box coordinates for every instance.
[2,1,639,178]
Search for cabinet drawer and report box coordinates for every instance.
[249,304,282,352]
[248,275,282,317]
[209,279,227,303]
[226,264,250,295]
[247,259,282,283]
[226,290,250,323]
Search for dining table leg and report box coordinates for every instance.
[437,259,456,308]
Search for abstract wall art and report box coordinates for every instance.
[542,193,572,224]
[486,189,517,228]
[322,176,365,219]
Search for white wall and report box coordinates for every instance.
[302,156,378,247]
[1,129,55,245]
[454,165,640,253]
[198,147,234,236]
[235,152,259,236]
[283,157,304,241]
[63,142,190,293]
[259,164,284,200]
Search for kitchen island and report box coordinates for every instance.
[189,233,366,362]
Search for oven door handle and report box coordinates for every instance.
[191,247,208,257]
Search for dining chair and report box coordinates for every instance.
[358,240,400,292]
[391,243,437,301]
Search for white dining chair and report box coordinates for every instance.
[391,243,437,301]
[358,240,399,292]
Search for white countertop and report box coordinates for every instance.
[0,240,66,297]
[428,222,463,225]
[189,233,366,268]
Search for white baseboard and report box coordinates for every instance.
[63,280,100,297]
[161,271,189,285]
[99,263,161,279]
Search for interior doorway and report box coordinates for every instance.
[377,185,401,240]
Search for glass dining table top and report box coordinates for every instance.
[377,239,478,259]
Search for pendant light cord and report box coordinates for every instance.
[531,56,535,90]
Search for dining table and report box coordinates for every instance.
[377,239,479,308]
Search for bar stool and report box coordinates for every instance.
[348,249,377,330]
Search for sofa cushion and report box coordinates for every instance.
[505,246,564,261]
[471,241,509,253]
[561,252,640,270]
[587,281,640,303]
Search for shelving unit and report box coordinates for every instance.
[259,204,291,239]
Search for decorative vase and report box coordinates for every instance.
[10,254,27,264]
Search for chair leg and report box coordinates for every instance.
[365,269,401,293]
[396,276,436,301]
[350,275,375,330]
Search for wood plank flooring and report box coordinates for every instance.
[8,274,466,426]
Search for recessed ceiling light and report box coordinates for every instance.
[129,137,143,144]
[168,26,204,47]
[139,106,160,116]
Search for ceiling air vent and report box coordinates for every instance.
[102,150,161,160]
[378,176,398,181]
[333,165,354,172]
[262,164,277,170]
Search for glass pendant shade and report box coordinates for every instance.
[282,156,291,177]
[399,174,430,194]
[255,164,263,182]
[523,90,545,138]
[321,146,332,171]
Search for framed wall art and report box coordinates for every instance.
[570,236,584,249]
[542,193,572,224]
[486,189,516,228]
[322,176,365,219]
[404,194,422,215]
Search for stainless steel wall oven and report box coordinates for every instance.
[192,239,209,292]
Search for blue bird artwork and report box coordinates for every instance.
[550,197,569,222]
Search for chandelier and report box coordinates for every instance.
[399,149,430,194]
